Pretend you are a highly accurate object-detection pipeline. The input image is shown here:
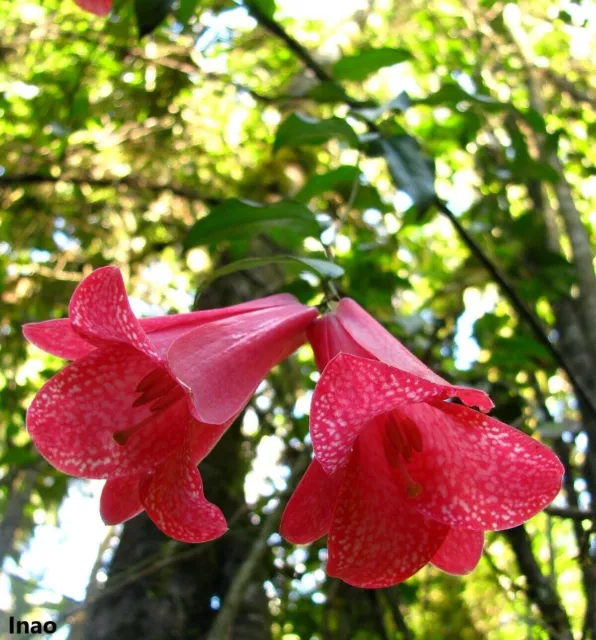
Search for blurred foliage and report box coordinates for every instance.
[0,0,595,638]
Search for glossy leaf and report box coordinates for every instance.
[274,113,359,151]
[333,47,411,82]
[184,199,321,249]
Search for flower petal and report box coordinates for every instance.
[336,299,492,411]
[26,345,187,478]
[327,426,449,588]
[336,298,448,383]
[74,0,112,15]
[189,420,231,464]
[100,475,143,525]
[23,319,95,360]
[311,354,488,474]
[140,437,227,543]
[168,304,318,424]
[431,528,484,575]
[403,402,564,531]
[142,294,301,358]
[307,314,371,371]
[280,459,342,544]
[69,267,159,361]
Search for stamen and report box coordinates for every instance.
[150,385,185,412]
[132,377,177,407]
[136,367,168,393]
[383,412,424,498]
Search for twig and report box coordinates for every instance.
[206,452,310,640]
[435,198,596,421]
[0,173,222,206]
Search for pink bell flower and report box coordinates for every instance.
[24,266,318,542]
[281,299,563,587]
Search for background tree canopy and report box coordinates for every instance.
[1,0,595,638]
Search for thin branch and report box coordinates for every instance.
[244,1,333,84]
[546,507,595,521]
[0,173,222,206]
[435,198,596,421]
[206,452,310,640]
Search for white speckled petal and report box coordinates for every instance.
[310,354,487,475]
[280,459,343,544]
[140,436,227,543]
[403,402,564,531]
[431,528,484,575]
[100,474,144,525]
[336,298,450,383]
[26,345,187,478]
[327,427,449,588]
[68,266,159,361]
[335,299,493,412]
[23,318,95,360]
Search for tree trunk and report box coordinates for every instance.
[84,273,276,640]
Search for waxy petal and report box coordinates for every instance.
[140,438,227,543]
[327,428,449,588]
[100,475,144,525]
[280,460,342,544]
[168,304,318,424]
[142,294,301,358]
[189,420,230,464]
[403,402,564,531]
[74,0,112,15]
[311,354,490,475]
[23,319,95,360]
[26,345,187,478]
[336,298,448,384]
[307,314,371,371]
[69,267,159,361]
[431,528,484,575]
[336,299,493,412]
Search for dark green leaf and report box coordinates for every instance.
[134,0,174,37]
[274,113,359,151]
[177,0,200,24]
[333,47,411,82]
[197,256,344,294]
[296,166,359,202]
[304,82,351,103]
[379,135,436,212]
[184,198,321,249]
[247,0,276,19]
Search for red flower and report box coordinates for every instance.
[25,266,317,542]
[74,0,111,16]
[281,299,563,588]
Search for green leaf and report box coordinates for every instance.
[296,166,359,202]
[379,135,436,212]
[177,0,200,24]
[333,47,411,82]
[274,113,359,152]
[247,0,276,19]
[412,82,501,110]
[197,255,344,293]
[304,82,351,104]
[134,0,174,37]
[184,198,321,249]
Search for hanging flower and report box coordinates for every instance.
[74,0,111,16]
[25,266,318,542]
[281,299,563,587]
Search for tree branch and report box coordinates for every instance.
[436,198,596,421]
[206,452,310,640]
[0,173,222,206]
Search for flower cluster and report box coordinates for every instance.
[24,268,563,587]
